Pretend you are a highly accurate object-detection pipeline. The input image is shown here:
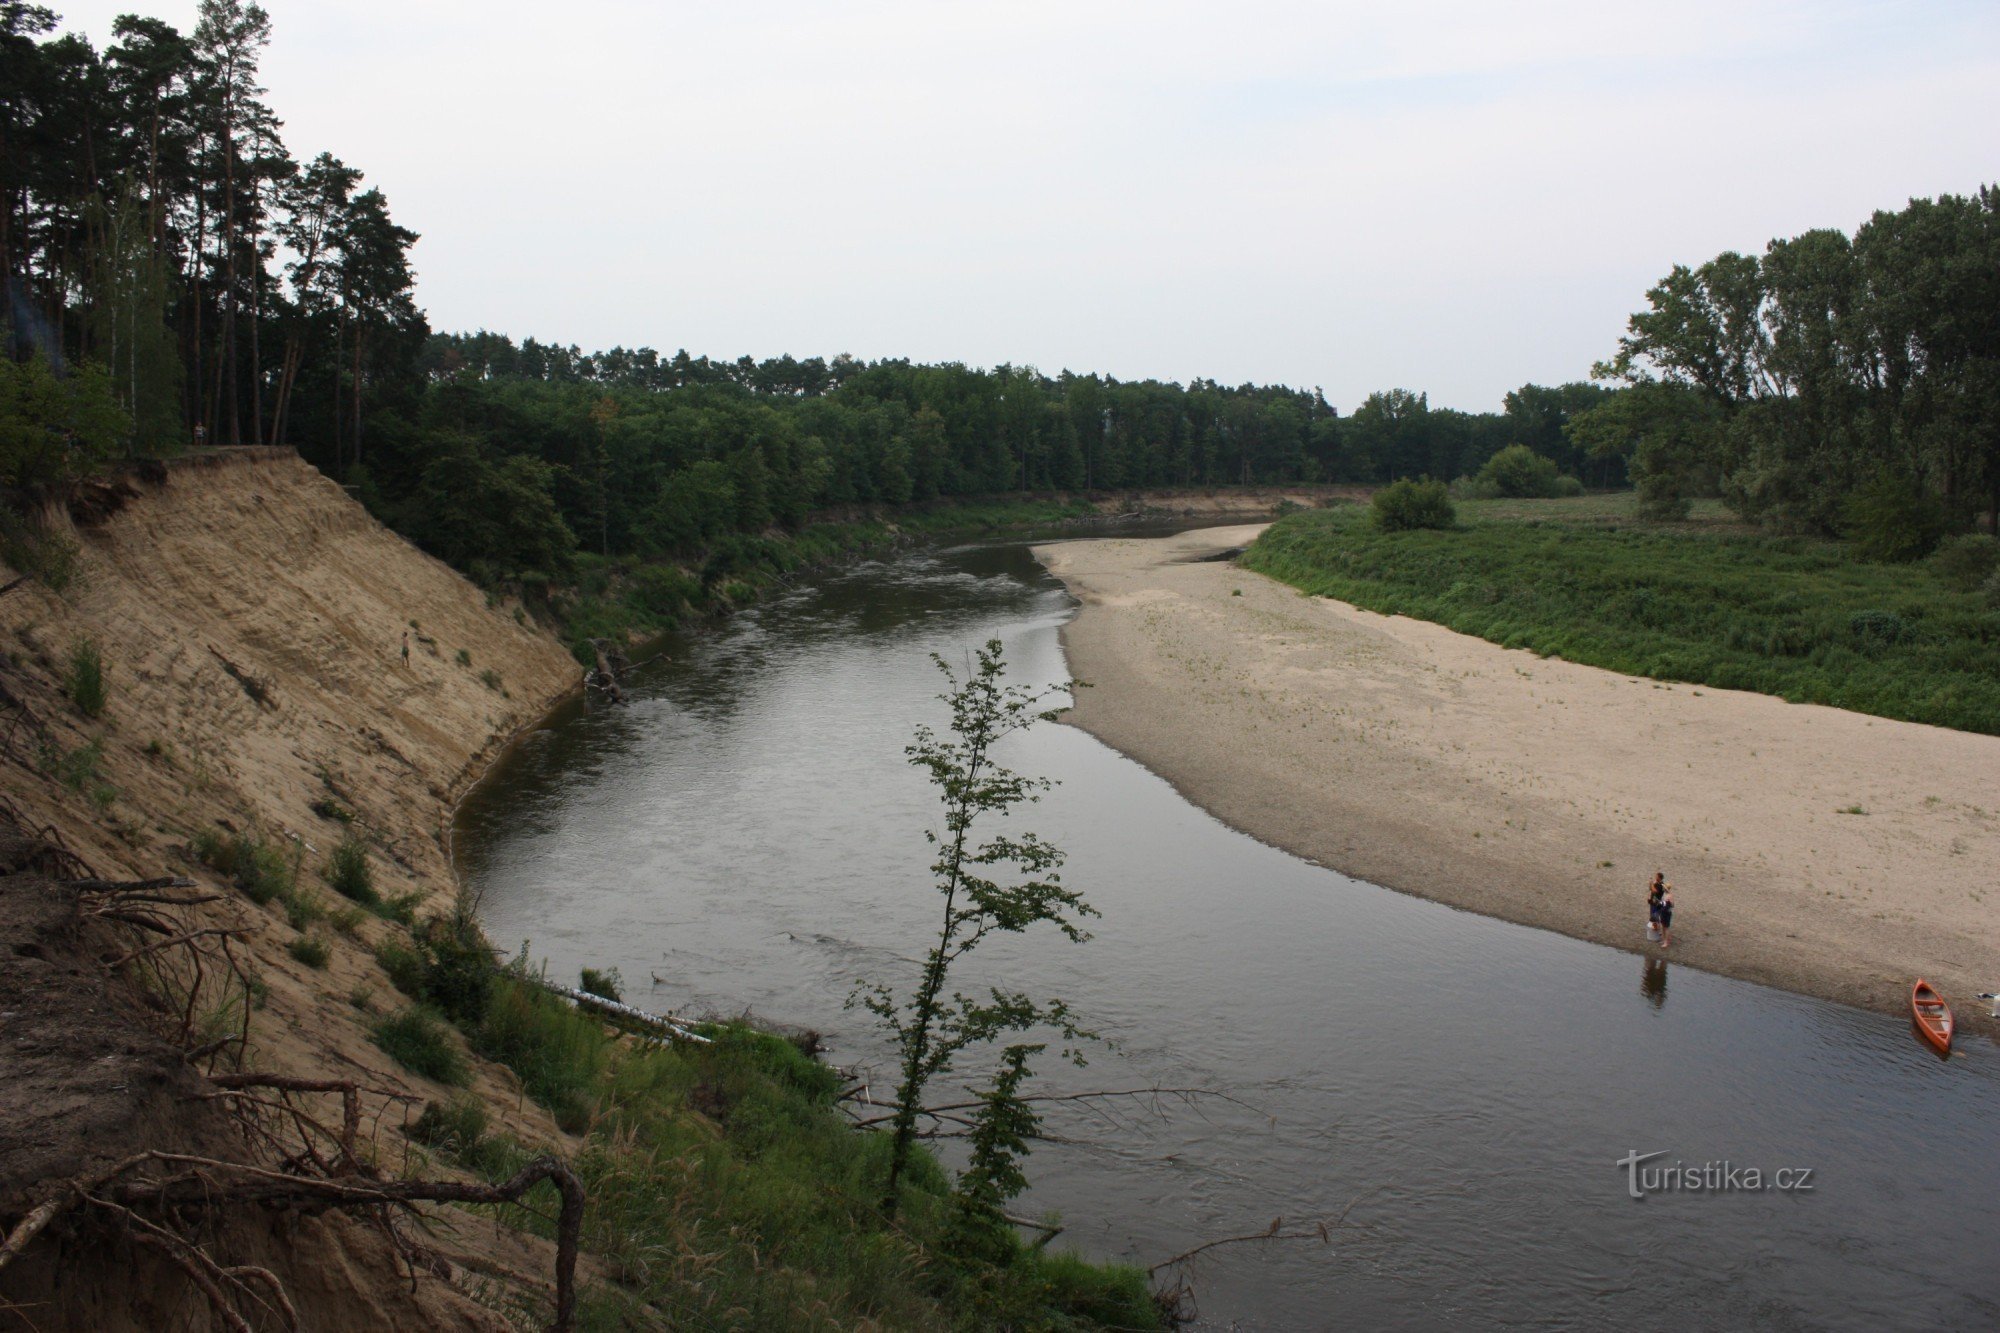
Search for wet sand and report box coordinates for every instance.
[1035,525,2000,1034]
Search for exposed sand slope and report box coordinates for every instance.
[1036,524,2000,1034]
[0,451,581,1325]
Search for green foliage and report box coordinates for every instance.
[190,827,295,905]
[472,966,612,1132]
[62,638,106,717]
[1246,502,2000,734]
[371,1007,469,1086]
[416,906,494,1027]
[1371,477,1456,531]
[374,939,425,997]
[578,966,622,1002]
[854,641,1095,1216]
[1475,444,1566,498]
[1842,470,1949,562]
[325,835,376,904]
[287,934,331,969]
[1931,534,2000,591]
[951,1045,1043,1257]
[0,515,82,592]
[0,354,127,490]
[409,1096,530,1179]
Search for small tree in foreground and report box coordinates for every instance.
[854,639,1096,1217]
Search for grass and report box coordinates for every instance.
[438,963,1161,1331]
[371,1007,470,1086]
[63,638,107,718]
[190,828,297,905]
[287,934,331,969]
[325,835,376,905]
[1243,496,2000,734]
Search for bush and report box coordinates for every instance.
[1552,474,1586,498]
[417,911,494,1027]
[1474,444,1565,498]
[371,1008,469,1085]
[375,940,426,997]
[1848,608,1906,649]
[1842,470,1948,562]
[579,966,623,1002]
[63,638,106,718]
[192,829,295,906]
[325,836,377,905]
[1372,477,1456,532]
[1932,533,1999,591]
[288,935,331,969]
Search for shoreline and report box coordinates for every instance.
[1034,524,1999,1038]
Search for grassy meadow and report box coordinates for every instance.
[1242,495,2000,735]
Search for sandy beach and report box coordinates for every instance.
[1035,524,2000,1035]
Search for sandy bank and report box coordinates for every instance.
[1035,524,2000,1036]
[0,451,582,1326]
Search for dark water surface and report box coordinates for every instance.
[457,540,2000,1331]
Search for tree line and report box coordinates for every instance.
[2,3,1623,588]
[1576,186,2000,550]
[3,1,419,485]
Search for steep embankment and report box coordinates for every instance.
[0,451,580,1327]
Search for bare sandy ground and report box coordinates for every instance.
[1035,524,2000,1035]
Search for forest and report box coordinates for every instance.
[3,1,1994,597]
[3,2,1621,589]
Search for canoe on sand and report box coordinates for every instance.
[1911,979,1953,1056]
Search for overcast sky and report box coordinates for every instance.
[50,1,2000,410]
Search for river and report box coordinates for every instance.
[455,535,2000,1330]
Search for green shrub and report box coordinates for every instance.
[45,736,104,793]
[1932,533,1999,591]
[579,966,623,1002]
[1848,608,1905,649]
[326,903,368,937]
[371,1008,469,1085]
[288,935,331,969]
[325,836,377,905]
[191,828,295,905]
[375,940,426,997]
[1552,474,1586,498]
[283,888,325,930]
[63,638,107,718]
[417,911,494,1027]
[1475,444,1564,498]
[371,890,422,926]
[1842,470,1948,562]
[454,648,472,667]
[1372,477,1456,532]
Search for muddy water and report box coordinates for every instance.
[457,539,2000,1330]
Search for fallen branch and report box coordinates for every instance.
[536,979,712,1045]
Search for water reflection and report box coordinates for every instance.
[1640,956,1669,1010]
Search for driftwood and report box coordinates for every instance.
[537,978,712,1045]
[582,638,627,704]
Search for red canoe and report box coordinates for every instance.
[1911,979,1953,1056]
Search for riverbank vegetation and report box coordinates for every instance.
[370,927,1160,1330]
[1246,497,2000,733]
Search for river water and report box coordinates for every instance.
[456,536,2000,1331]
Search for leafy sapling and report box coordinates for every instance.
[852,638,1096,1216]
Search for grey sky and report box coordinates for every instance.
[54,1,2000,410]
